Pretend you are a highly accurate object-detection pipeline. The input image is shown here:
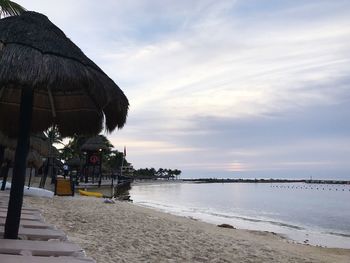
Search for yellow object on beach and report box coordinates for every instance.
[78,190,103,198]
[56,178,73,196]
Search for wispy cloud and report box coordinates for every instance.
[96,1,350,113]
[17,0,350,178]
[109,137,200,154]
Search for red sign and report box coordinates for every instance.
[89,155,99,164]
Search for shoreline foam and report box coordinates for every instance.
[132,199,350,249]
[130,181,350,249]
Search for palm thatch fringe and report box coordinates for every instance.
[0,12,129,137]
[0,0,26,18]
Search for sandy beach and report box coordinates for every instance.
[22,195,350,263]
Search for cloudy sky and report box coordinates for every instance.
[17,0,350,179]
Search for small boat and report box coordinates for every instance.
[0,181,54,198]
[24,187,54,198]
[78,189,103,198]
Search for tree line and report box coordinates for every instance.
[44,127,129,175]
[133,168,181,180]
[47,128,182,180]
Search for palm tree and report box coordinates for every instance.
[173,169,182,180]
[65,134,88,158]
[0,0,26,18]
[44,126,65,147]
[157,168,163,178]
[104,150,123,173]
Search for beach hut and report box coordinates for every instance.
[0,11,129,239]
[80,135,110,186]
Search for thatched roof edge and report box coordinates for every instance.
[0,11,129,136]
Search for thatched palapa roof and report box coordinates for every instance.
[80,135,110,151]
[67,157,82,168]
[0,11,129,137]
[4,148,43,169]
[3,148,14,162]
[26,150,43,169]
[0,131,50,157]
[0,131,16,148]
[29,133,50,157]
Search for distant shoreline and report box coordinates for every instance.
[177,178,350,184]
[131,178,350,185]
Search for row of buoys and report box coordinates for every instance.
[270,185,350,191]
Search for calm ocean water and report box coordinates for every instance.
[130,182,350,248]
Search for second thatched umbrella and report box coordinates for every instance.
[80,135,111,152]
[0,131,50,157]
[0,11,129,238]
[29,133,50,157]
[0,132,49,188]
[0,132,16,167]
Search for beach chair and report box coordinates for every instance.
[0,196,10,202]
[0,197,9,205]
[0,226,67,241]
[0,218,52,229]
[0,205,41,212]
[0,211,42,221]
[0,239,85,257]
[0,254,96,263]
[0,208,41,215]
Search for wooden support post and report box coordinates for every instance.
[27,167,33,188]
[4,87,33,239]
[39,157,49,188]
[98,152,102,187]
[92,165,95,184]
[0,145,5,169]
[0,145,5,190]
[84,165,88,183]
[0,160,11,191]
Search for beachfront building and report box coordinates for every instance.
[122,164,135,177]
